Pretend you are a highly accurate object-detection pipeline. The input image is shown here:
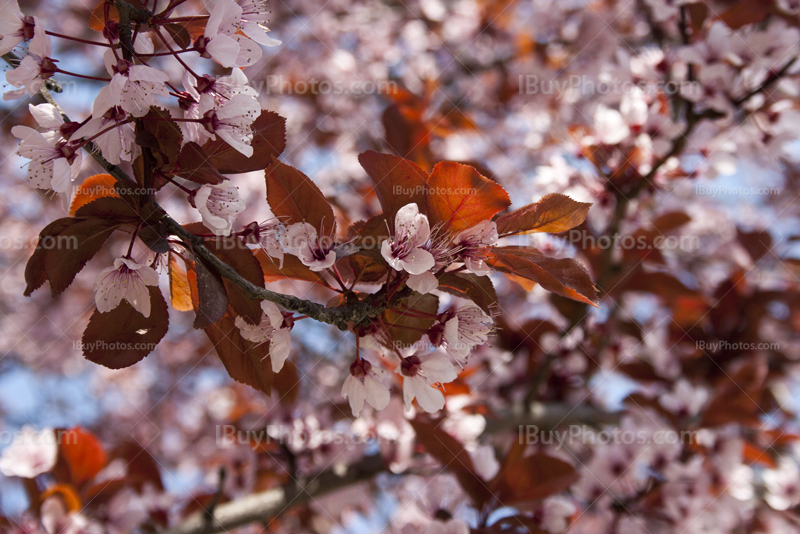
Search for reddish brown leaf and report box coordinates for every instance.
[702,358,768,427]
[426,161,510,233]
[649,211,692,233]
[136,108,182,180]
[265,156,335,234]
[358,150,429,221]
[174,142,226,185]
[489,247,599,307]
[737,227,772,262]
[24,217,122,297]
[204,311,273,395]
[202,111,286,174]
[182,222,261,326]
[207,236,265,325]
[717,0,768,29]
[69,174,120,216]
[88,1,118,32]
[742,441,776,468]
[619,212,692,265]
[495,193,592,237]
[82,286,170,369]
[409,418,492,506]
[59,427,106,487]
[190,253,228,329]
[74,196,141,223]
[383,292,439,346]
[164,23,191,49]
[168,253,194,312]
[273,359,300,406]
[24,218,72,297]
[437,272,497,315]
[381,102,432,166]
[340,215,391,284]
[494,451,578,506]
[109,441,165,491]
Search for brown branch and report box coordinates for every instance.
[732,56,799,107]
[161,402,620,534]
[163,216,409,330]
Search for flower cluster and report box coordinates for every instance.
[5,0,271,226]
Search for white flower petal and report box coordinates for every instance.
[269,328,291,372]
[407,271,438,294]
[342,375,367,417]
[400,248,435,275]
[29,103,64,130]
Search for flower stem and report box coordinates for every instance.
[152,14,209,23]
[45,31,114,47]
[126,221,144,258]
[53,68,111,82]
[156,171,194,194]
[153,26,202,80]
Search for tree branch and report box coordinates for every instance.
[163,216,409,330]
[732,56,799,107]
[161,402,619,534]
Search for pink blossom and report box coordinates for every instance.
[341,357,390,416]
[424,519,469,534]
[469,444,500,480]
[382,203,435,275]
[452,219,498,276]
[407,270,439,294]
[41,495,102,534]
[194,181,246,237]
[197,0,263,68]
[0,426,57,478]
[398,352,457,413]
[185,68,258,102]
[443,305,493,361]
[72,86,137,165]
[586,105,630,146]
[659,379,708,417]
[763,459,800,510]
[11,120,82,205]
[0,1,32,55]
[197,93,261,157]
[235,0,282,46]
[235,300,292,372]
[281,222,336,272]
[93,258,160,318]
[4,20,55,100]
[540,496,576,533]
[28,103,64,132]
[242,219,285,267]
[104,49,170,117]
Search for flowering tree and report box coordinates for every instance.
[2,0,800,532]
